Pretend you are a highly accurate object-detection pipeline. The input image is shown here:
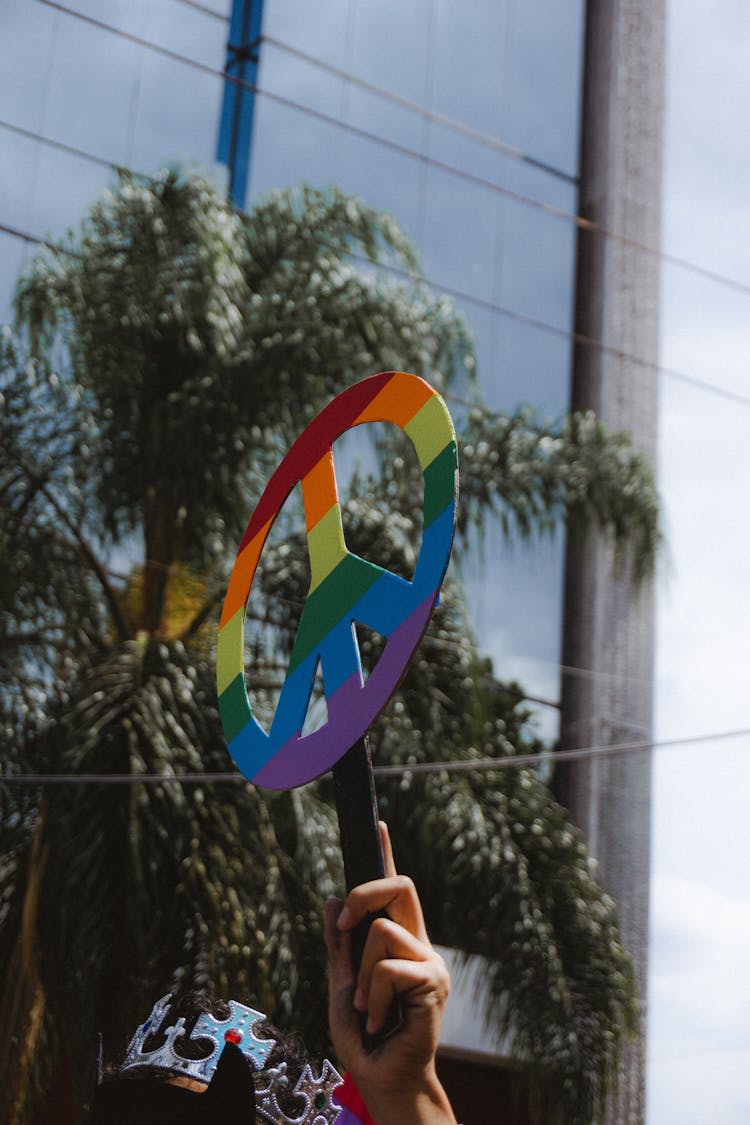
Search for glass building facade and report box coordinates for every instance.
[0,0,586,744]
[1,4,674,1120]
[247,0,585,740]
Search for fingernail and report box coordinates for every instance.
[353,988,366,1011]
[337,906,352,930]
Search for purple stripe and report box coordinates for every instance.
[252,591,436,788]
[334,1109,369,1124]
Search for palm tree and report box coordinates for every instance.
[0,168,658,1124]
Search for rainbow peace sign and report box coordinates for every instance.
[216,371,457,790]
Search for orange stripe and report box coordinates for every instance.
[301,450,339,533]
[219,518,272,627]
[353,371,434,429]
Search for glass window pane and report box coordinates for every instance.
[0,131,39,235]
[464,524,564,741]
[431,0,513,142]
[247,99,345,202]
[63,0,147,37]
[43,17,141,166]
[488,315,571,418]
[431,0,584,177]
[262,0,354,71]
[0,233,30,324]
[497,202,576,330]
[0,0,60,132]
[145,0,229,69]
[346,84,425,156]
[337,134,421,241]
[259,40,347,121]
[130,52,225,172]
[28,149,112,241]
[350,0,432,106]
[191,0,231,15]
[63,0,227,67]
[507,0,585,175]
[421,166,497,301]
[427,121,513,197]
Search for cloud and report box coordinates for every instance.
[650,876,750,1045]
[653,15,750,1124]
[648,1048,750,1125]
[648,876,750,1125]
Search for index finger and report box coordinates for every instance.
[336,874,430,946]
[379,821,397,878]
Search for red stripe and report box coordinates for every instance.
[239,373,395,551]
[333,1073,375,1124]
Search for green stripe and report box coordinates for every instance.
[288,553,382,673]
[422,441,456,528]
[219,673,252,743]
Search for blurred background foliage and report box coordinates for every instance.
[0,168,659,1123]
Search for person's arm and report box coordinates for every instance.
[324,823,457,1125]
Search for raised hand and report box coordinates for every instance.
[324,823,457,1125]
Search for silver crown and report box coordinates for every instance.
[120,995,344,1123]
[254,1057,345,1124]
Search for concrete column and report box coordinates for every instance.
[556,1,665,1122]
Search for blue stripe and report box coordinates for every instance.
[229,716,275,779]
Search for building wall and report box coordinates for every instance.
[558,2,666,1122]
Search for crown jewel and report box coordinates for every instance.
[121,994,344,1124]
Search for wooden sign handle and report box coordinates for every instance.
[333,735,402,1049]
[333,734,384,891]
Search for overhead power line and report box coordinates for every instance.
[30,0,750,303]
[175,0,228,21]
[4,190,750,413]
[258,34,578,187]
[2,726,749,786]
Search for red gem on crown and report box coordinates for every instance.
[224,1029,242,1044]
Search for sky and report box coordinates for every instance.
[649,2,750,1122]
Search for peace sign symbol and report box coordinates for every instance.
[216,371,458,790]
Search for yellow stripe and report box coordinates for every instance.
[404,394,454,470]
[307,503,348,593]
[216,608,245,696]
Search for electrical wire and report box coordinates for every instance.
[0,117,116,170]
[348,252,750,411]
[2,148,749,415]
[36,0,584,237]
[30,0,750,303]
[258,34,578,187]
[174,0,228,21]
[1,352,651,706]
[8,8,749,412]
[0,219,44,247]
[0,9,742,782]
[256,32,750,303]
[1,726,749,785]
[4,189,749,413]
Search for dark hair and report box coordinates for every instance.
[107,994,231,1081]
[99,992,315,1118]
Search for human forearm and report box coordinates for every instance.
[325,825,458,1125]
[357,1065,456,1125]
